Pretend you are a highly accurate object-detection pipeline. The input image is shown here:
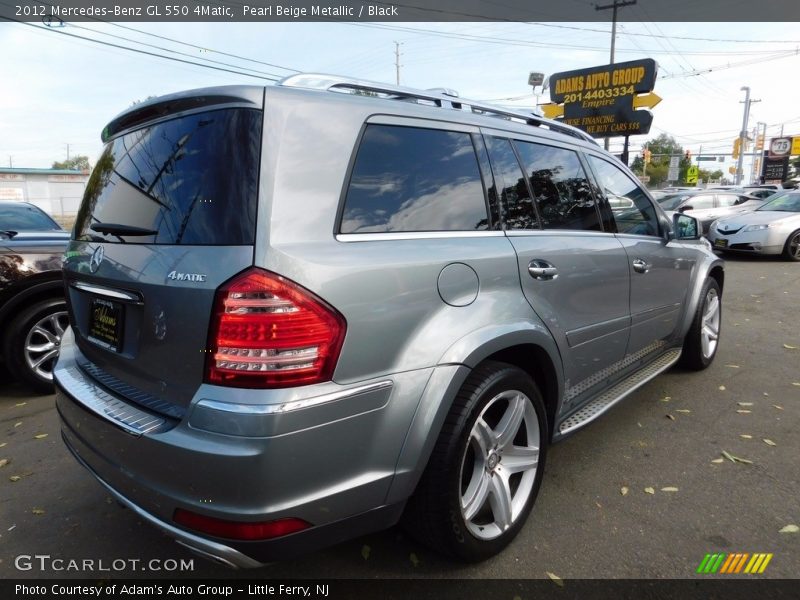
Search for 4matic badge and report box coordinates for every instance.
[167,271,206,282]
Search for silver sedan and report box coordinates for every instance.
[708,191,800,260]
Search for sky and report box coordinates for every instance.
[2,19,800,181]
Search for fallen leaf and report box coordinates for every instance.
[763,439,777,446]
[595,501,602,508]
[9,475,21,482]
[740,434,753,439]
[14,422,22,428]
[637,422,642,428]
[32,508,45,515]
[737,410,752,414]
[779,524,799,534]
[15,402,26,407]
[738,402,754,407]
[33,434,48,440]
[661,487,679,492]
[666,414,676,421]
[783,344,798,350]
[661,396,671,402]
[718,385,726,391]
[409,553,420,567]
[721,450,737,463]
[724,365,740,369]
[621,486,629,496]
[546,572,564,587]
[773,405,784,410]
[792,382,800,387]
[0,459,9,468]
[644,487,655,495]
[0,443,6,448]
[676,409,691,414]
[361,545,371,561]
[711,458,724,464]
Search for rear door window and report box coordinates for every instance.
[483,136,537,230]
[341,124,489,233]
[514,141,602,231]
[75,108,262,245]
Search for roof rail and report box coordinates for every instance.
[278,73,598,146]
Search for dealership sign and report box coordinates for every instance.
[541,59,660,138]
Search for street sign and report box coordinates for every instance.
[669,156,680,169]
[541,58,659,138]
[668,167,679,181]
[769,137,792,158]
[696,156,717,161]
[686,165,699,184]
[638,175,651,184]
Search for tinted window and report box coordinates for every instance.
[717,194,740,207]
[659,194,691,211]
[341,125,488,233]
[685,194,714,210]
[75,108,261,245]
[587,156,659,237]
[484,137,537,230]
[515,142,601,231]
[0,203,61,231]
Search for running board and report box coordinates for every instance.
[558,348,682,436]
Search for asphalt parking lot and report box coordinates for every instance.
[0,254,798,581]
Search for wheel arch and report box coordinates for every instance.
[0,278,66,349]
[386,325,564,505]
[677,256,724,340]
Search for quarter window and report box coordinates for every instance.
[515,141,601,231]
[483,136,537,230]
[587,156,660,237]
[341,124,489,233]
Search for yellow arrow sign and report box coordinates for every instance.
[540,103,564,119]
[632,92,662,110]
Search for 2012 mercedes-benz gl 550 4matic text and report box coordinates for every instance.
[55,75,723,567]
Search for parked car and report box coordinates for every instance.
[55,76,724,566]
[708,190,800,260]
[661,191,761,233]
[743,186,781,199]
[0,201,70,392]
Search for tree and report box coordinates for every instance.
[52,155,90,171]
[629,133,687,187]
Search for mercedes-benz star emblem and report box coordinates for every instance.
[89,245,104,273]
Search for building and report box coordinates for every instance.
[0,167,89,216]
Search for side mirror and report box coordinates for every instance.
[678,205,694,213]
[673,213,700,240]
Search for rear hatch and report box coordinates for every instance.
[62,89,263,415]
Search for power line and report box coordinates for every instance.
[0,16,280,81]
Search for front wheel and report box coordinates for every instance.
[3,298,69,393]
[403,361,547,561]
[680,278,721,370]
[783,229,800,261]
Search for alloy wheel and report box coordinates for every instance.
[700,288,720,360]
[24,311,69,381]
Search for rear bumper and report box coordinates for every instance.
[53,328,431,565]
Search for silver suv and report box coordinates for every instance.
[55,74,723,566]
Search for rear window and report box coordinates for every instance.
[341,124,489,233]
[75,108,262,245]
[0,203,61,231]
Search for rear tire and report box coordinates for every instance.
[403,361,547,562]
[3,298,69,394]
[782,229,800,261]
[680,278,721,370]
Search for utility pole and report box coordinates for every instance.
[7,155,12,168]
[595,0,637,151]
[735,87,760,185]
[394,41,402,86]
[65,143,70,161]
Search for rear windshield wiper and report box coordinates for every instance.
[90,223,158,236]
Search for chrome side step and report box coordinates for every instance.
[558,348,682,435]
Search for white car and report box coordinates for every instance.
[708,191,800,260]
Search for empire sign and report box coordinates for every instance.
[542,58,660,138]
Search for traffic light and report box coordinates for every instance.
[643,148,651,164]
[685,150,692,160]
[729,166,736,175]
[732,138,741,160]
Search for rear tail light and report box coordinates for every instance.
[205,268,346,388]
[174,509,311,540]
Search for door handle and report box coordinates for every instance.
[528,260,558,281]
[632,259,651,274]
